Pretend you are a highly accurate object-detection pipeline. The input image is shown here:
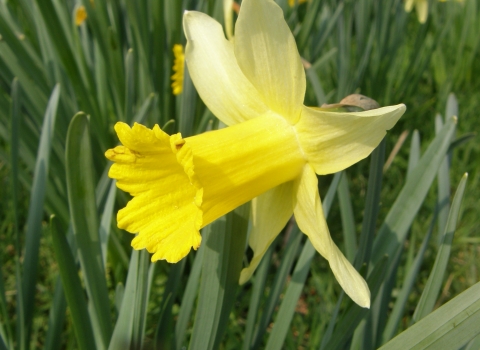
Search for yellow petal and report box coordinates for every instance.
[234,0,305,123]
[105,123,203,263]
[186,112,305,225]
[293,165,370,308]
[416,0,428,23]
[239,182,294,284]
[183,11,268,126]
[295,104,406,175]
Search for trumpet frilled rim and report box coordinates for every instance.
[105,122,203,263]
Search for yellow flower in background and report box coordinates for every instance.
[105,0,405,308]
[75,5,87,26]
[171,44,185,95]
[405,0,428,23]
[406,0,464,23]
[288,0,308,7]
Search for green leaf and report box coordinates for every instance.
[265,172,342,350]
[50,216,96,350]
[407,130,421,178]
[242,243,274,350]
[132,251,151,349]
[379,282,480,350]
[296,0,322,51]
[356,139,385,270]
[124,49,134,123]
[66,112,112,349]
[435,114,451,245]
[132,93,156,125]
[21,84,60,347]
[189,203,250,350]
[305,67,327,106]
[175,244,206,349]
[371,117,457,266]
[43,279,67,350]
[251,225,302,349]
[448,132,476,152]
[445,93,458,121]
[178,64,197,137]
[323,256,390,350]
[154,258,186,349]
[381,213,435,343]
[337,172,356,262]
[413,173,468,322]
[109,250,139,350]
[466,334,480,350]
[99,180,117,267]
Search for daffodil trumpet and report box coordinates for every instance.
[106,0,406,308]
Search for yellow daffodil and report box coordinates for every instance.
[406,0,464,23]
[75,5,87,26]
[405,0,428,23]
[105,0,405,308]
[171,44,185,95]
[289,0,308,7]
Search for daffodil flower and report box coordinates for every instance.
[105,0,405,308]
[74,5,87,26]
[405,0,428,23]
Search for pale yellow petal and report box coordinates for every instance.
[234,0,305,123]
[293,165,370,308]
[416,0,428,23]
[183,11,268,126]
[405,0,415,12]
[106,123,203,263]
[239,182,294,284]
[295,104,405,175]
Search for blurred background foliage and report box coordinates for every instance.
[0,0,479,349]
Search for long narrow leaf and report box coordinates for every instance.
[99,180,117,267]
[43,279,67,350]
[21,84,60,347]
[242,243,274,350]
[189,203,250,350]
[175,244,206,349]
[413,173,468,322]
[50,216,96,350]
[435,114,450,245]
[251,225,302,349]
[109,250,139,350]
[381,212,435,343]
[380,282,480,349]
[337,172,356,262]
[371,117,457,265]
[355,140,385,269]
[66,112,112,349]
